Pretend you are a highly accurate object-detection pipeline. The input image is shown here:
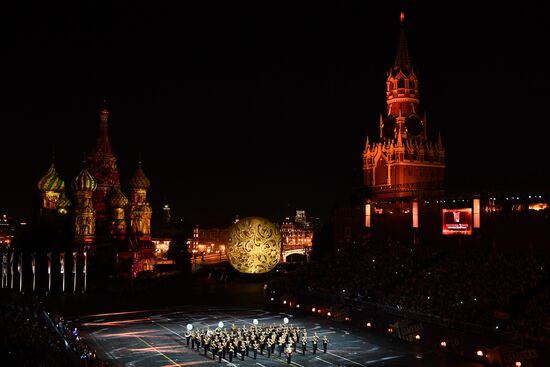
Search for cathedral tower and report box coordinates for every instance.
[73,165,97,244]
[37,162,65,211]
[87,105,120,225]
[128,162,152,240]
[363,13,445,200]
[107,186,129,240]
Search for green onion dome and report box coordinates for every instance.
[37,163,65,192]
[56,191,71,209]
[107,186,129,208]
[72,168,97,192]
[129,164,150,189]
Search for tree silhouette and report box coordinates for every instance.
[166,231,191,274]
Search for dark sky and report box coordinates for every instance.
[2,1,549,225]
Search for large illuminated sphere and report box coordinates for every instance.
[227,216,282,274]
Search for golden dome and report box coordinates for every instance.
[72,168,97,192]
[129,163,150,189]
[107,186,129,208]
[37,163,65,192]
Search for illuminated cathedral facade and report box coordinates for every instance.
[36,105,154,276]
[363,14,445,201]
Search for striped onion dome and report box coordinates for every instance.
[129,163,150,189]
[56,191,71,209]
[72,168,97,192]
[37,163,65,192]
[107,186,129,208]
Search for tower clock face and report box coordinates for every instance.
[383,115,396,139]
[405,115,423,137]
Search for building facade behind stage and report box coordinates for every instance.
[363,14,445,201]
[36,105,155,276]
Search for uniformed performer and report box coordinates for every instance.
[228,344,234,362]
[211,342,217,360]
[254,341,260,359]
[259,335,266,355]
[286,343,293,364]
[267,339,272,358]
[312,332,319,354]
[240,343,246,361]
[185,330,191,346]
[301,335,307,355]
[278,336,285,357]
[322,335,328,353]
[271,336,276,354]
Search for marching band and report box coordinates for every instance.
[183,321,328,364]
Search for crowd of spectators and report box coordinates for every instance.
[51,314,110,366]
[0,290,108,366]
[508,287,550,345]
[269,239,550,345]
[0,291,71,366]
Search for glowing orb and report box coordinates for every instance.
[227,216,282,274]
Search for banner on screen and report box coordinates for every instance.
[442,208,472,235]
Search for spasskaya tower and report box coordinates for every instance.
[363,13,445,201]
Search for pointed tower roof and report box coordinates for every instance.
[37,162,65,192]
[393,12,413,75]
[129,162,150,189]
[107,186,129,208]
[91,101,114,157]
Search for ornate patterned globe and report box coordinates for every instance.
[227,216,282,274]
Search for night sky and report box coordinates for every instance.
[2,1,549,226]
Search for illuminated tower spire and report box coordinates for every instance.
[383,12,423,141]
[92,100,114,157]
[362,12,445,201]
[87,101,121,225]
[128,161,152,240]
[394,12,411,72]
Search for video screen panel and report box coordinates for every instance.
[442,208,472,235]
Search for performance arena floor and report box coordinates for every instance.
[77,307,483,367]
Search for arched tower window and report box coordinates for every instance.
[409,80,415,90]
[398,78,405,88]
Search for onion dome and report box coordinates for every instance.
[107,186,129,208]
[129,163,150,189]
[72,168,97,192]
[37,163,65,192]
[56,192,71,210]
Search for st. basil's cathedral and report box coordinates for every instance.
[36,106,155,277]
